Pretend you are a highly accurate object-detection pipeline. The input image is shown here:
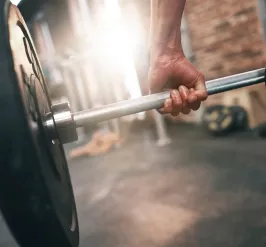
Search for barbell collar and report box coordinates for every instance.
[45,102,78,144]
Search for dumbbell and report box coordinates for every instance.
[0,3,265,247]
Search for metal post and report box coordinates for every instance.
[153,110,172,147]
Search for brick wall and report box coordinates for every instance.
[185,0,266,80]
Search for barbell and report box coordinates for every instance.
[0,2,265,247]
[45,68,266,144]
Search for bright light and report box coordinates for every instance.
[92,0,144,120]
[98,0,143,98]
[10,0,22,5]
[104,0,121,22]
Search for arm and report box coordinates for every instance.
[149,0,207,116]
[149,0,185,62]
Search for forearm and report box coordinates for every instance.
[149,0,186,63]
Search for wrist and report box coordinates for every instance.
[150,44,184,69]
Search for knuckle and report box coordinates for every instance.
[201,90,208,101]
[193,72,205,86]
[198,72,205,81]
[189,72,202,88]
[170,91,183,107]
[196,73,205,85]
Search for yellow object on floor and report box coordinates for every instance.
[69,131,123,159]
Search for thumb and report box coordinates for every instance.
[188,73,208,103]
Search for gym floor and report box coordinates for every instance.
[1,124,266,247]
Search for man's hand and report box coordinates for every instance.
[149,52,207,116]
[149,0,208,116]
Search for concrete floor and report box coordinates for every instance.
[1,124,266,247]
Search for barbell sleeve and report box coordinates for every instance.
[73,68,265,127]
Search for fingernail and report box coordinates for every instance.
[179,85,185,93]
[172,89,178,98]
[165,99,172,107]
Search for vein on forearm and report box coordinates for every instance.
[149,0,186,58]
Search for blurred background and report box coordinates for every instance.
[2,0,266,246]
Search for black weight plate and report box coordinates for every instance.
[202,105,234,135]
[228,106,248,131]
[254,123,266,138]
[0,2,79,247]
